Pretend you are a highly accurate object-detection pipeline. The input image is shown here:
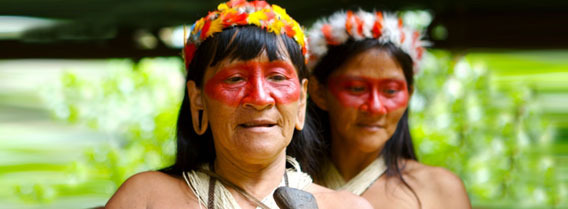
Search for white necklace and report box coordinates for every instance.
[322,155,387,195]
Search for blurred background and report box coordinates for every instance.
[0,0,567,208]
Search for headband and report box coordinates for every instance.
[307,10,428,72]
[183,0,308,68]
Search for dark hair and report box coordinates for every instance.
[161,26,322,177]
[309,39,420,205]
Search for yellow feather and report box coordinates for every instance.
[206,18,224,38]
[217,3,228,11]
[194,19,205,34]
[247,11,266,27]
[272,5,286,17]
[183,25,187,45]
[270,21,284,34]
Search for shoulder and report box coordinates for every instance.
[306,184,372,209]
[105,171,163,209]
[404,160,465,193]
[106,171,200,209]
[125,170,176,186]
[117,171,180,195]
[403,160,471,208]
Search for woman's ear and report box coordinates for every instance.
[308,76,329,111]
[187,81,208,135]
[295,78,309,130]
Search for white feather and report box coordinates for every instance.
[357,10,375,38]
[306,9,428,72]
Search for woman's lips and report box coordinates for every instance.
[357,123,384,131]
[238,119,278,132]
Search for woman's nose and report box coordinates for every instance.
[360,88,387,115]
[242,77,275,110]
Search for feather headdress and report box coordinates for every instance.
[183,0,308,68]
[307,10,428,73]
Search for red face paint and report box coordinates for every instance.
[204,61,301,107]
[328,75,409,115]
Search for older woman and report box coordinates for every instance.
[307,10,471,208]
[105,1,371,208]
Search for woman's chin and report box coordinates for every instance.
[234,138,288,160]
[350,135,388,153]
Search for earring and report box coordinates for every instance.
[192,110,208,135]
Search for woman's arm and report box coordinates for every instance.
[105,172,154,209]
[427,167,471,209]
[407,163,471,209]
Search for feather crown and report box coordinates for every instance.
[183,0,308,67]
[307,10,428,73]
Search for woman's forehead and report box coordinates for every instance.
[211,51,293,72]
[332,49,405,79]
[231,50,290,63]
[225,34,292,62]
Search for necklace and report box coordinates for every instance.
[202,166,289,209]
[183,156,307,209]
[322,155,387,195]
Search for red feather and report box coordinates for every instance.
[228,0,246,7]
[184,44,197,70]
[372,21,382,38]
[200,20,211,40]
[251,0,268,8]
[376,11,383,22]
[372,12,383,38]
[285,24,295,37]
[416,47,423,60]
[354,14,364,36]
[345,11,354,36]
[223,12,248,27]
[322,24,339,45]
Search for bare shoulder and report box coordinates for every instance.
[403,160,471,208]
[106,171,199,209]
[306,184,372,209]
[404,160,465,194]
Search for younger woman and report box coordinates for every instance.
[307,10,471,208]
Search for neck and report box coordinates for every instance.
[214,149,287,201]
[330,133,383,182]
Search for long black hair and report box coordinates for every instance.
[161,26,322,177]
[309,38,420,204]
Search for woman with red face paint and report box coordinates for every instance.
[105,1,371,209]
[307,10,471,208]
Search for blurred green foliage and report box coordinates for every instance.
[4,58,184,208]
[3,51,566,208]
[53,58,183,185]
[411,51,564,207]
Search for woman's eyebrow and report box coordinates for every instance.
[335,75,367,81]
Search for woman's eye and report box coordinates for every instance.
[225,76,244,83]
[269,74,287,81]
[384,89,399,94]
[347,86,366,93]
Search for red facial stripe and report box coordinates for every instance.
[204,61,301,106]
[328,75,409,115]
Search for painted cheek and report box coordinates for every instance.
[266,83,300,104]
[328,76,369,108]
[265,62,301,104]
[377,80,409,112]
[204,67,248,106]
